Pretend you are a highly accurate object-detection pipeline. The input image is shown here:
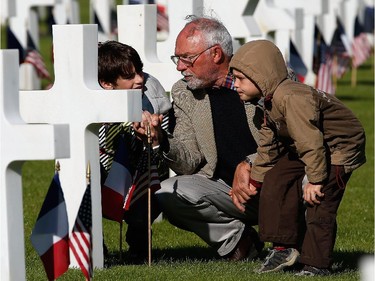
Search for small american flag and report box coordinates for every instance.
[157,4,169,32]
[314,25,334,94]
[24,49,51,80]
[69,171,93,280]
[352,16,372,68]
[123,148,160,211]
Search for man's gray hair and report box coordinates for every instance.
[184,15,233,57]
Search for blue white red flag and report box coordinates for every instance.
[101,135,132,222]
[330,18,351,78]
[288,40,307,83]
[30,169,70,281]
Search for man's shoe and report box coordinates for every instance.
[227,227,264,261]
[295,265,331,276]
[257,248,300,273]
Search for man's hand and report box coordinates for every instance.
[303,182,324,206]
[133,111,164,147]
[230,161,258,212]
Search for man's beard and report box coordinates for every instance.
[183,72,215,90]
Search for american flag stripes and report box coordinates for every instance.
[30,166,70,281]
[352,17,372,68]
[314,26,334,94]
[157,4,169,32]
[24,49,51,80]
[6,26,51,80]
[69,166,93,280]
[123,148,161,211]
[330,18,351,79]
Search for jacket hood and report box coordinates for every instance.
[229,40,288,97]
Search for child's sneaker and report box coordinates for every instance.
[295,265,331,276]
[257,248,300,273]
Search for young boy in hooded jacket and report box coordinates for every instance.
[229,40,366,276]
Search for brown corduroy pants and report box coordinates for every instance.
[259,153,351,268]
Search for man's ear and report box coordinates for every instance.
[212,45,224,64]
[99,80,114,89]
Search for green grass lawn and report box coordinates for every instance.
[21,57,374,281]
[1,1,373,280]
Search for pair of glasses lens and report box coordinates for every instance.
[170,45,216,66]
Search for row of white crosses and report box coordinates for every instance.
[1,0,80,90]
[118,0,368,91]
[1,24,142,281]
[3,0,368,92]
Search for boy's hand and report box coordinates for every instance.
[304,182,324,206]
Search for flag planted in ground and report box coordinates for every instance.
[69,170,93,280]
[30,169,70,281]
[101,134,133,222]
[314,25,334,94]
[288,40,307,83]
[330,18,351,78]
[123,147,161,211]
[352,16,372,68]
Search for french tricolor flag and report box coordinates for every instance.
[30,170,70,281]
[101,135,132,222]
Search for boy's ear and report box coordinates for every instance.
[99,80,114,89]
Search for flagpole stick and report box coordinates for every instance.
[146,124,152,266]
[351,59,357,88]
[119,220,123,262]
[333,54,338,91]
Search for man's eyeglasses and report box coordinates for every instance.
[170,45,216,67]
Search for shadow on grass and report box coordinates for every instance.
[104,247,372,273]
[332,250,372,272]
[104,246,218,267]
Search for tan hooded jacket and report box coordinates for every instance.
[230,40,366,183]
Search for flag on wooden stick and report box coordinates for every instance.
[123,147,160,211]
[101,134,133,222]
[30,161,70,281]
[69,163,93,280]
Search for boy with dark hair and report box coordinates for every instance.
[98,40,171,263]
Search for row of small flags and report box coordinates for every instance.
[30,142,159,280]
[30,162,92,281]
[289,15,372,95]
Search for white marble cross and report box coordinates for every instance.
[90,0,116,42]
[253,0,295,59]
[20,24,142,269]
[157,0,204,62]
[0,49,70,281]
[273,0,329,86]
[8,0,59,90]
[203,0,262,43]
[117,4,182,92]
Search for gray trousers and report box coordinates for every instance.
[155,174,259,256]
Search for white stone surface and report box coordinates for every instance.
[117,4,182,92]
[0,49,70,281]
[20,24,142,270]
